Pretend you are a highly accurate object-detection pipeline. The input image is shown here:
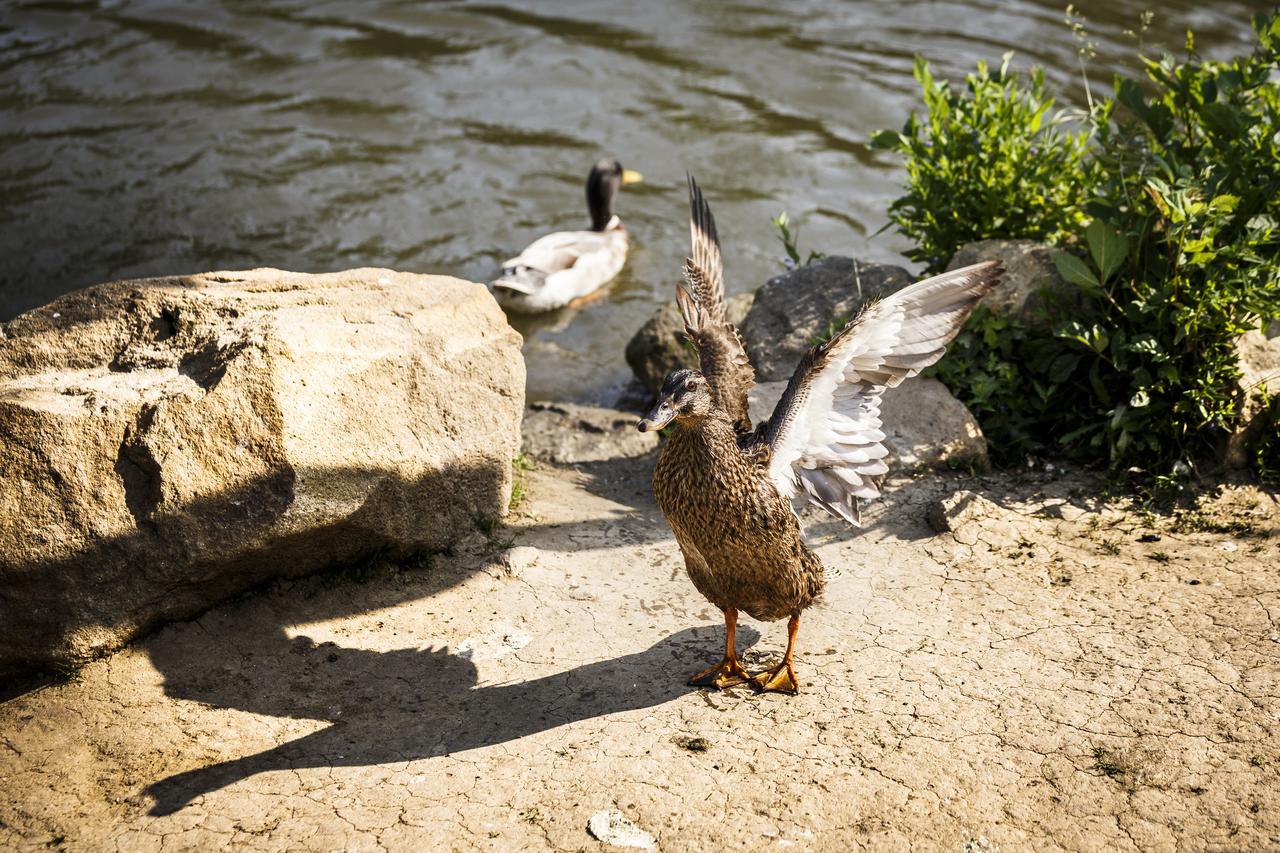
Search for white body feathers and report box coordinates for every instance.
[491,216,629,312]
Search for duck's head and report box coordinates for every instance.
[587,158,643,231]
[637,368,713,432]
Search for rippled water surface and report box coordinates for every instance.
[0,0,1260,401]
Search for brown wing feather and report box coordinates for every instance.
[678,175,755,433]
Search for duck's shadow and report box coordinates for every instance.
[142,621,758,817]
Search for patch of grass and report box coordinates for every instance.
[1091,746,1127,780]
[1149,551,1171,563]
[1097,537,1123,556]
[509,479,529,511]
[1171,510,1261,537]
[400,549,435,571]
[323,546,395,587]
[509,452,535,512]
[676,736,711,752]
[49,661,82,684]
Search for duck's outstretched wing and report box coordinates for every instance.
[760,261,1004,525]
[676,176,755,433]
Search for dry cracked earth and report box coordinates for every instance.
[2,449,1278,851]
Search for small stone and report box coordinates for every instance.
[677,736,710,752]
[926,490,1004,535]
[498,546,539,578]
[587,810,655,850]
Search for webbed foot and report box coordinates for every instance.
[687,656,750,689]
[749,613,802,694]
[748,660,799,695]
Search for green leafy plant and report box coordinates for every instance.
[926,305,1064,464]
[1048,16,1280,465]
[878,12,1280,475]
[509,452,535,511]
[871,54,1091,273]
[772,211,824,269]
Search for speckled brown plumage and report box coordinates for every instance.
[652,401,824,624]
[642,177,1002,694]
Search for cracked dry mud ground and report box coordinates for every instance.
[1,453,1278,851]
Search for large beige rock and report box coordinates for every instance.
[625,293,753,395]
[747,377,988,471]
[1225,324,1280,468]
[740,257,912,381]
[0,268,524,678]
[947,240,1082,328]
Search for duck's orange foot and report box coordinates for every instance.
[749,661,799,695]
[687,656,750,689]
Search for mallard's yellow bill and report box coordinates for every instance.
[622,169,644,185]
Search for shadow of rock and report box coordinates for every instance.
[142,623,759,817]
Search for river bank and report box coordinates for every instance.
[2,435,1276,849]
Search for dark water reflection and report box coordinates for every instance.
[0,0,1258,400]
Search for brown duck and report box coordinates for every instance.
[639,177,1003,694]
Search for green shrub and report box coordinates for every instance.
[926,305,1064,465]
[870,54,1091,273]
[878,12,1280,474]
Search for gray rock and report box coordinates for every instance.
[521,401,657,464]
[625,292,753,395]
[746,377,989,472]
[947,240,1081,328]
[0,267,525,679]
[741,257,913,381]
[880,378,989,472]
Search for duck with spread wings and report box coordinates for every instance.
[638,177,1003,694]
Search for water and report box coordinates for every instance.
[0,0,1260,402]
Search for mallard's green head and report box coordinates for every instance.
[586,158,643,231]
[638,368,712,432]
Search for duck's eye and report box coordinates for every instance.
[685,380,699,392]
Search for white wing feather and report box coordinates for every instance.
[763,261,1003,525]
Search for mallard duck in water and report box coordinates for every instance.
[490,158,643,313]
[640,177,1003,694]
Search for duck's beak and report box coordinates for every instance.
[622,169,644,186]
[637,398,673,433]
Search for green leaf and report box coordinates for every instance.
[1047,352,1081,383]
[869,129,903,151]
[1116,78,1147,120]
[1052,251,1102,293]
[1086,220,1128,283]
